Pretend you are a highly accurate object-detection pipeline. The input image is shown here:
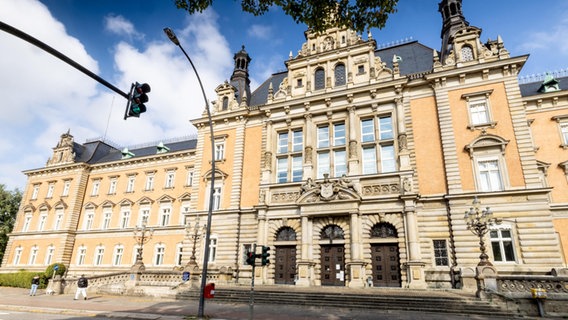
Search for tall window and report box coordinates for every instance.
[126,175,136,193]
[212,187,222,210]
[176,244,184,266]
[13,247,22,265]
[145,174,154,191]
[113,246,124,266]
[108,177,118,195]
[165,170,175,189]
[120,208,131,229]
[314,68,325,90]
[222,96,229,111]
[276,129,303,183]
[433,240,449,266]
[38,213,47,231]
[91,180,100,196]
[208,237,218,262]
[62,180,71,196]
[186,169,194,187]
[45,245,55,265]
[31,184,39,200]
[102,209,112,230]
[77,247,86,265]
[23,215,32,232]
[317,123,346,178]
[84,211,94,230]
[154,244,165,265]
[461,45,474,62]
[29,246,38,265]
[160,206,171,227]
[360,116,396,174]
[215,141,225,161]
[94,246,105,266]
[477,158,503,191]
[53,209,63,230]
[139,208,150,226]
[334,63,346,86]
[560,122,568,145]
[46,182,55,198]
[490,227,516,262]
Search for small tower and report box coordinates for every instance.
[230,45,251,106]
[438,0,469,62]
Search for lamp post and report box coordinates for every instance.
[164,27,216,319]
[185,216,206,267]
[464,197,498,266]
[133,223,154,268]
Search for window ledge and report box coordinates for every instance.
[467,121,497,131]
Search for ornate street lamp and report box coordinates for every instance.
[185,216,206,267]
[132,223,154,268]
[163,27,216,319]
[464,197,499,266]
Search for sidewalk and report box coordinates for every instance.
[0,286,539,320]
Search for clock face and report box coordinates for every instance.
[461,46,474,61]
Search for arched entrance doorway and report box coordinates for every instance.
[274,227,297,285]
[370,222,401,287]
[320,225,345,286]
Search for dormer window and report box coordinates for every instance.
[121,148,135,159]
[156,142,170,154]
[460,45,474,62]
[222,96,229,111]
[538,74,560,93]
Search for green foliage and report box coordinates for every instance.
[45,263,66,278]
[0,271,47,289]
[0,184,22,263]
[174,0,399,34]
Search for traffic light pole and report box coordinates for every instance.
[0,21,129,99]
[249,243,256,320]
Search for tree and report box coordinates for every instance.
[174,0,399,34]
[0,184,22,263]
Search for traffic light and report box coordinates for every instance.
[261,246,270,266]
[125,82,151,119]
[245,251,256,266]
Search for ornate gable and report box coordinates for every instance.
[46,130,76,167]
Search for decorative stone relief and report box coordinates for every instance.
[297,174,359,203]
[362,183,400,196]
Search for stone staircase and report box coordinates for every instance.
[178,285,523,318]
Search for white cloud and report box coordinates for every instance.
[104,14,144,41]
[248,24,272,40]
[0,0,232,190]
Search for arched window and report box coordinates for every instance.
[276,227,297,241]
[314,68,325,90]
[461,46,474,62]
[370,223,397,238]
[222,97,229,111]
[321,225,344,240]
[334,63,346,86]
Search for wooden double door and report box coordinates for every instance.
[275,246,296,284]
[320,244,345,286]
[371,243,401,287]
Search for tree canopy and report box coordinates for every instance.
[0,184,22,263]
[174,0,399,34]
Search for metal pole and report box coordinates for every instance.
[0,21,129,99]
[163,27,215,319]
[249,243,256,320]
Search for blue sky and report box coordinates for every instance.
[1,0,567,191]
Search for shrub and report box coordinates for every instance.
[0,271,47,289]
[45,263,66,278]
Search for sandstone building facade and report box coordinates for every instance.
[2,0,567,289]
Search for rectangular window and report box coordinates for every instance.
[120,210,131,229]
[470,101,490,125]
[91,180,100,196]
[45,246,55,265]
[334,150,347,177]
[478,159,503,191]
[317,123,347,178]
[31,185,39,200]
[77,247,86,265]
[276,129,303,183]
[94,247,104,266]
[113,247,124,266]
[38,214,47,231]
[13,247,22,265]
[54,212,63,230]
[140,208,150,226]
[361,119,375,142]
[160,207,171,226]
[208,238,218,262]
[109,178,117,195]
[333,123,346,146]
[213,187,222,210]
[277,132,289,154]
[176,245,183,266]
[380,145,396,172]
[277,158,288,183]
[433,240,449,266]
[560,122,568,145]
[317,152,330,179]
[292,130,303,152]
[215,141,225,161]
[155,246,165,265]
[84,212,94,230]
[127,175,135,193]
[29,247,38,265]
[102,210,112,230]
[186,170,194,187]
[317,126,329,148]
[145,174,154,191]
[362,147,377,174]
[291,156,303,182]
[23,215,32,232]
[379,116,393,140]
[46,183,54,198]
[62,180,71,196]
[165,171,175,188]
[490,228,516,262]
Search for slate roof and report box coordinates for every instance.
[520,76,568,97]
[250,41,434,107]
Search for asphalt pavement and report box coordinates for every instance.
[0,286,541,320]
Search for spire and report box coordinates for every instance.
[230,45,251,106]
[438,0,469,62]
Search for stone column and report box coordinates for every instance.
[262,121,272,183]
[304,114,314,179]
[347,107,359,175]
[402,196,426,288]
[347,211,365,288]
[296,215,314,286]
